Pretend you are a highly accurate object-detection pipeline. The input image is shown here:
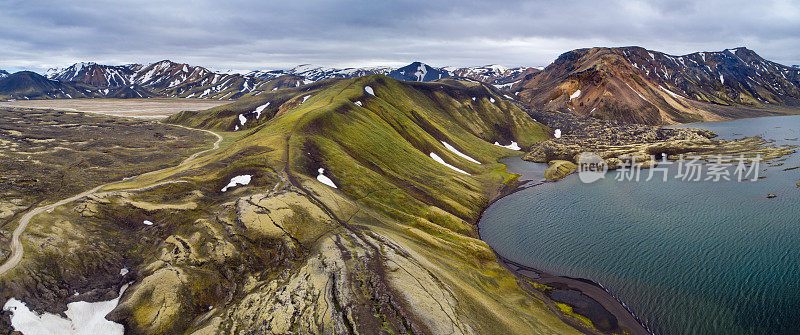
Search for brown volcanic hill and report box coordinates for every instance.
[514,46,800,125]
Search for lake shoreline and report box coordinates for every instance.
[480,114,800,334]
[478,157,652,335]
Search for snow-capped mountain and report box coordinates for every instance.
[44,62,134,87]
[39,60,529,100]
[0,70,9,79]
[42,60,269,99]
[246,69,288,80]
[44,60,225,90]
[448,64,539,85]
[289,64,393,81]
[142,61,308,100]
[247,65,393,82]
[387,62,451,82]
[252,62,457,83]
[127,60,213,88]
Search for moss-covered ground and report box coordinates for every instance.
[0,76,605,334]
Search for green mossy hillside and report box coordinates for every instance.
[3,75,583,335]
[166,79,342,131]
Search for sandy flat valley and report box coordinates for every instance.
[0,98,227,118]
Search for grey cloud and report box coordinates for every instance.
[1,0,798,73]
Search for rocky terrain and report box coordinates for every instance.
[524,110,796,179]
[0,108,214,263]
[513,47,800,125]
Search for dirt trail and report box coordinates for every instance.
[0,126,223,277]
[175,126,223,164]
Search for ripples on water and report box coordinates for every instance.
[479,115,800,334]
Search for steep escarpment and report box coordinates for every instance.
[1,76,628,334]
[514,47,800,125]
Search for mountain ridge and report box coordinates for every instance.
[6,47,800,126]
[29,61,494,100]
[40,60,533,91]
[513,46,800,124]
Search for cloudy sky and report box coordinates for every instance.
[1,0,799,73]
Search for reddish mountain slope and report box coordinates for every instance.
[514,47,800,124]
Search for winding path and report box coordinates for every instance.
[175,126,223,164]
[0,125,223,277]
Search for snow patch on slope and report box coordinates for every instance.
[659,86,683,99]
[624,83,647,101]
[221,175,252,192]
[254,102,270,118]
[3,284,129,335]
[429,153,470,175]
[493,141,521,151]
[316,168,337,188]
[441,141,480,164]
[415,64,428,81]
[492,80,520,90]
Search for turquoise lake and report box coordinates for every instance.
[479,115,800,334]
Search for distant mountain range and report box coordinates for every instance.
[447,64,541,85]
[248,64,392,81]
[37,60,295,100]
[0,60,529,101]
[247,62,532,84]
[2,47,800,125]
